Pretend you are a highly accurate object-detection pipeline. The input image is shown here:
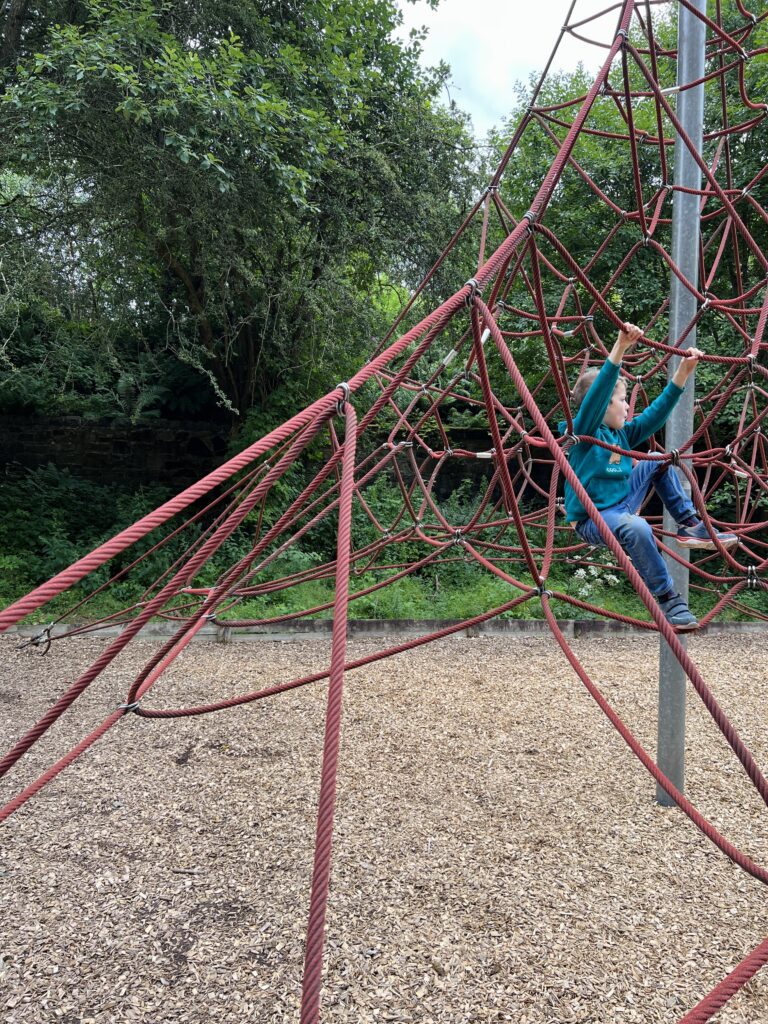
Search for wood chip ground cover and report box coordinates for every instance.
[1,631,767,1023]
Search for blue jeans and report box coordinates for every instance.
[574,459,696,597]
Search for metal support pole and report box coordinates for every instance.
[656,0,707,806]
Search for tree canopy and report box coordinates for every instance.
[1,0,481,425]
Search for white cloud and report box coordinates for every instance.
[396,0,621,137]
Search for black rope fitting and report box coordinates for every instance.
[583,314,594,323]
[616,28,628,41]
[669,449,681,466]
[118,701,141,714]
[536,582,553,598]
[746,566,760,590]
[17,625,53,655]
[463,277,483,307]
[522,210,537,233]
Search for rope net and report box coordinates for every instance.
[2,2,768,1022]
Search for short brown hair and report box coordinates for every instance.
[572,368,625,408]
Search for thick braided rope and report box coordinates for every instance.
[677,934,768,1023]
[300,400,358,1024]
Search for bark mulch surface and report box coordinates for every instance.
[1,630,768,1024]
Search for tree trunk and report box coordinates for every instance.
[0,0,30,67]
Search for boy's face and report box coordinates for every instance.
[603,384,629,430]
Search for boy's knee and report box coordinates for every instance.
[615,514,653,545]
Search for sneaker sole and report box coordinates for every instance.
[675,536,739,550]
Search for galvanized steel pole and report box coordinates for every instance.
[656,0,707,806]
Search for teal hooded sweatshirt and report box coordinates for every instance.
[559,359,684,524]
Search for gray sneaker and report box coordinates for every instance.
[658,593,699,630]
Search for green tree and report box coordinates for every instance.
[0,0,480,423]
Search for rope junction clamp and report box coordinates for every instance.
[464,278,483,306]
[118,701,141,714]
[746,566,760,590]
[536,582,553,598]
[17,624,53,654]
[335,382,350,414]
[452,529,464,546]
[669,449,681,466]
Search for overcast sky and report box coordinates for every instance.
[396,0,621,138]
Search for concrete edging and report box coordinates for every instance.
[8,617,765,643]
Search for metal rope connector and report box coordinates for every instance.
[746,566,760,590]
[452,529,464,546]
[463,277,483,306]
[536,582,552,598]
[17,624,53,655]
[562,433,580,449]
[118,701,140,714]
[669,449,680,466]
[335,381,350,414]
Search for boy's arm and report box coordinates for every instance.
[571,323,643,436]
[625,348,702,446]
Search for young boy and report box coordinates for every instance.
[562,323,738,630]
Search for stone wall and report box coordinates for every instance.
[0,415,229,488]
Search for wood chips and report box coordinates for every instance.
[1,630,767,1023]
